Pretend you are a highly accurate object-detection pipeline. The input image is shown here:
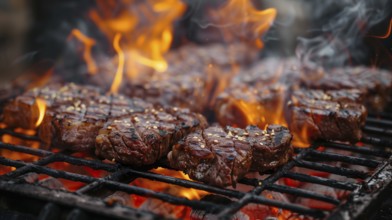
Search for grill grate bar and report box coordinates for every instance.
[102,180,225,213]
[317,141,391,158]
[0,156,26,170]
[295,160,369,179]
[366,117,392,127]
[76,169,131,194]
[308,150,380,167]
[368,113,392,120]
[0,129,41,141]
[266,184,340,205]
[4,154,61,178]
[22,164,95,183]
[0,142,52,157]
[0,115,392,219]
[123,168,244,199]
[361,135,392,147]
[251,146,315,195]
[54,154,117,172]
[363,125,392,136]
[250,196,326,218]
[283,172,359,190]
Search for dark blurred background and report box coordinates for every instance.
[0,0,391,83]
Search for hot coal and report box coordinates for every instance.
[95,107,207,166]
[168,124,292,187]
[191,192,291,220]
[287,89,367,143]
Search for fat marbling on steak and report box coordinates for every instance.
[168,124,292,187]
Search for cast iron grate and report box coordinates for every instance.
[0,115,391,220]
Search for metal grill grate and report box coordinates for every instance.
[0,115,392,220]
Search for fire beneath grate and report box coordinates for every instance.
[0,114,392,220]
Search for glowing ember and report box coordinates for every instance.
[35,98,47,127]
[68,29,98,75]
[110,33,125,94]
[209,0,277,48]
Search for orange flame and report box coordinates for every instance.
[151,168,207,200]
[110,33,125,94]
[35,98,47,127]
[210,0,277,48]
[68,29,98,75]
[292,125,312,148]
[89,0,186,79]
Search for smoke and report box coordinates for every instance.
[296,0,391,69]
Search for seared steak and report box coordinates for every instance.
[247,124,293,172]
[287,89,367,143]
[214,58,388,144]
[39,94,152,151]
[95,107,207,166]
[301,67,392,112]
[2,83,101,129]
[168,124,292,187]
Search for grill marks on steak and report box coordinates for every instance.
[247,125,293,172]
[168,125,292,187]
[3,83,209,166]
[168,126,252,187]
[95,108,207,166]
[39,94,152,151]
[287,89,367,143]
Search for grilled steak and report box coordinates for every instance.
[168,124,292,187]
[287,89,367,143]
[301,66,392,112]
[95,107,207,166]
[214,58,386,143]
[125,43,259,113]
[2,83,101,129]
[247,124,293,172]
[39,94,153,151]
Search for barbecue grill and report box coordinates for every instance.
[1,0,392,219]
[1,113,391,220]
